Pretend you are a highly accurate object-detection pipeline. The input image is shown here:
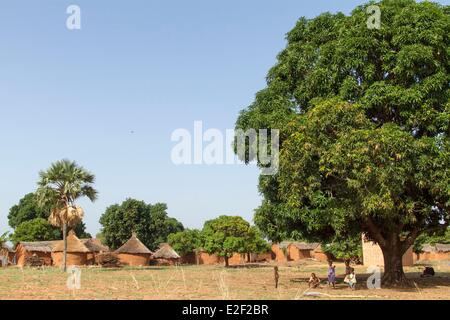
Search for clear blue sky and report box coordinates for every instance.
[1,0,448,236]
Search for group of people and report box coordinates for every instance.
[308,261,357,290]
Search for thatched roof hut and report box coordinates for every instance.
[287,242,320,260]
[416,243,450,261]
[81,238,109,252]
[81,238,109,265]
[15,241,58,266]
[151,243,180,266]
[1,243,15,266]
[271,241,321,262]
[52,230,90,266]
[115,233,152,266]
[153,243,180,259]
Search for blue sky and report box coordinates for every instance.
[1,0,448,236]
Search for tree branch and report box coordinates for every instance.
[365,216,387,248]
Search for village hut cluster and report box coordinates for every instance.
[2,232,449,268]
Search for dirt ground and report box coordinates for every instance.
[0,260,449,300]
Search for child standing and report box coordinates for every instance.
[327,260,336,288]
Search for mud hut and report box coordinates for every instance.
[15,241,57,267]
[271,242,289,262]
[52,231,90,266]
[288,242,320,260]
[416,243,450,261]
[152,243,180,266]
[196,251,222,265]
[115,233,152,266]
[81,238,109,265]
[1,243,15,266]
[311,245,333,262]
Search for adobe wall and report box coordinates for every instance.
[362,240,414,267]
[117,253,150,266]
[15,246,53,267]
[416,252,450,261]
[52,252,87,267]
[197,252,221,265]
[288,246,312,261]
[271,244,287,262]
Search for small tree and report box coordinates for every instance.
[168,229,203,258]
[36,160,98,272]
[202,216,253,267]
[242,227,270,262]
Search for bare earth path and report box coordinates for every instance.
[0,261,449,300]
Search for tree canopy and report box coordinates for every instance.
[8,192,91,241]
[8,193,49,229]
[168,229,203,256]
[99,198,184,251]
[10,218,57,243]
[202,215,268,266]
[235,0,450,285]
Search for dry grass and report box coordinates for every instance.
[0,261,449,300]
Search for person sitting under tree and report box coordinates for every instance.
[308,273,321,288]
[344,268,357,290]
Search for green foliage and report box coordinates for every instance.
[413,227,450,253]
[245,226,271,255]
[10,218,57,243]
[235,0,450,280]
[99,198,184,251]
[8,193,50,229]
[0,232,9,244]
[202,216,268,263]
[322,236,363,260]
[168,229,203,256]
[8,192,91,240]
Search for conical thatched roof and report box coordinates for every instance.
[114,233,152,254]
[81,238,109,253]
[52,230,90,253]
[152,243,180,259]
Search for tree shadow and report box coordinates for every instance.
[290,272,450,292]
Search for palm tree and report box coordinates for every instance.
[36,160,98,272]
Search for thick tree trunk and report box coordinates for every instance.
[62,223,67,272]
[380,242,411,287]
[224,256,229,267]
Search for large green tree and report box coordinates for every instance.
[235,0,450,286]
[36,160,98,271]
[99,198,184,251]
[8,192,91,241]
